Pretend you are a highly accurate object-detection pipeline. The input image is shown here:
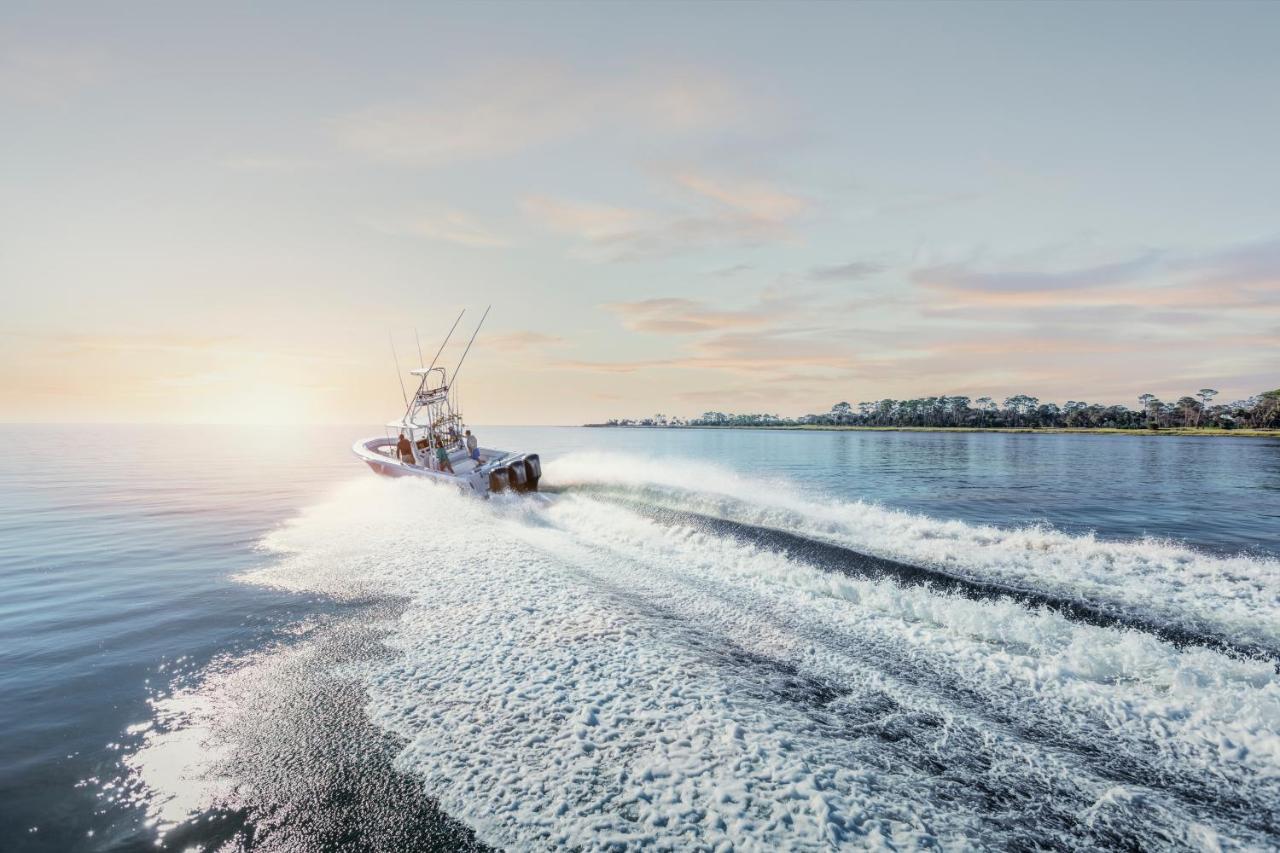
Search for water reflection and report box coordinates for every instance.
[482,427,1280,556]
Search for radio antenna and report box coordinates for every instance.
[414,327,424,367]
[388,330,408,407]
[450,304,490,387]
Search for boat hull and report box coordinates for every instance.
[352,437,539,496]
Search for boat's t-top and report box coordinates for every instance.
[399,364,461,448]
[352,307,541,496]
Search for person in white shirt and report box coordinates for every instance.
[464,429,480,462]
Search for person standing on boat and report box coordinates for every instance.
[435,440,455,474]
[396,433,414,465]
[464,429,480,462]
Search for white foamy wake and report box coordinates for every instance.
[240,467,1280,851]
[547,451,1280,657]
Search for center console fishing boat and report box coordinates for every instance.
[352,308,541,496]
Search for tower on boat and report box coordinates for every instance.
[352,308,541,496]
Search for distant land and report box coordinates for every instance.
[588,388,1280,436]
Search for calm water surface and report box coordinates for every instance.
[1,425,1276,851]
[552,426,1280,555]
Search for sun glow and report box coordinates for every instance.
[181,383,324,425]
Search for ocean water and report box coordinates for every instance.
[1,424,1278,851]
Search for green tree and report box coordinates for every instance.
[1196,389,1218,427]
[1176,397,1200,428]
[1138,394,1157,427]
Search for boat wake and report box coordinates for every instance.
[145,452,1280,850]
[557,494,1278,663]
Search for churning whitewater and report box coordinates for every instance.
[240,453,1280,850]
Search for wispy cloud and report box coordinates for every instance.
[709,263,755,277]
[603,297,779,334]
[673,172,807,224]
[550,357,675,374]
[808,260,884,282]
[524,171,807,260]
[551,233,1280,410]
[551,330,865,384]
[366,209,509,248]
[914,251,1162,295]
[520,197,650,244]
[684,328,864,375]
[914,238,1280,317]
[337,64,747,167]
[485,331,566,351]
[1175,235,1280,289]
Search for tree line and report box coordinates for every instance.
[602,388,1280,430]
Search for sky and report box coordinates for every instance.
[2,1,1278,425]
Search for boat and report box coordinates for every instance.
[352,309,541,496]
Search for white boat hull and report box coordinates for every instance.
[352,437,540,496]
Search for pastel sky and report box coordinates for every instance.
[3,1,1278,424]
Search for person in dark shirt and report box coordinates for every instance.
[434,440,455,474]
[396,433,414,464]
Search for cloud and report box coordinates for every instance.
[578,283,873,379]
[550,358,675,374]
[603,297,778,334]
[710,264,754,277]
[1175,235,1280,289]
[337,65,746,167]
[914,251,1162,294]
[523,171,807,260]
[485,331,566,351]
[685,328,862,374]
[367,209,509,248]
[0,44,111,104]
[520,197,651,244]
[402,211,509,248]
[559,237,1280,414]
[807,261,884,282]
[673,173,807,223]
[914,238,1280,320]
[551,324,865,378]
[670,376,849,408]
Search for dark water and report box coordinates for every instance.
[558,427,1280,557]
[1,425,1277,851]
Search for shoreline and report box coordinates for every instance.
[582,424,1280,438]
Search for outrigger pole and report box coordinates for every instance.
[450,304,490,387]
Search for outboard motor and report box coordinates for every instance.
[488,467,510,494]
[505,461,529,492]
[523,454,541,492]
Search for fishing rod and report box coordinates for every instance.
[388,330,408,407]
[450,304,490,388]
[425,309,466,377]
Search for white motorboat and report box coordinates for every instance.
[353,309,541,497]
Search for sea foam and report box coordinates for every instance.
[236,461,1280,849]
[547,451,1280,657]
